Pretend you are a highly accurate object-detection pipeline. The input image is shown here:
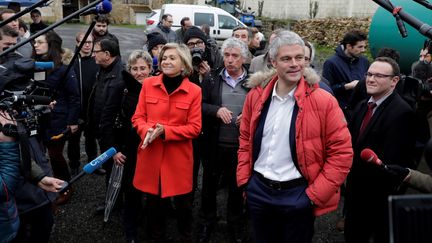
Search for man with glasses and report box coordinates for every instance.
[151,13,178,43]
[67,31,100,176]
[88,38,125,213]
[345,57,416,243]
[183,26,223,84]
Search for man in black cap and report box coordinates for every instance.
[146,32,167,75]
[183,26,223,85]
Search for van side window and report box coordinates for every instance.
[195,13,214,27]
[218,15,237,29]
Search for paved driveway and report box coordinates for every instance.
[56,24,146,62]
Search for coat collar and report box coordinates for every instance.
[152,73,191,94]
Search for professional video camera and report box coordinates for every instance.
[0,55,53,138]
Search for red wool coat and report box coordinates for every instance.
[132,74,202,198]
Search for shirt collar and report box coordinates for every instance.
[272,81,297,101]
[221,67,246,82]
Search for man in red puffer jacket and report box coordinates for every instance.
[237,30,353,243]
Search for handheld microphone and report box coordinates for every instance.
[12,95,52,105]
[80,0,112,16]
[34,61,54,70]
[58,147,117,194]
[360,148,385,167]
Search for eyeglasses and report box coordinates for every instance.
[34,40,47,45]
[365,72,395,79]
[93,49,105,53]
[80,41,93,45]
[186,40,205,48]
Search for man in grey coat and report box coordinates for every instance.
[151,13,178,43]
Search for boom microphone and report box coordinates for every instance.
[58,147,117,194]
[80,0,112,16]
[360,148,385,167]
[12,95,52,105]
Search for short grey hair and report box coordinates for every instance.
[268,30,305,60]
[221,37,250,60]
[127,50,153,72]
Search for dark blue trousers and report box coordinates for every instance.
[247,173,315,243]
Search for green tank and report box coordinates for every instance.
[369,0,432,74]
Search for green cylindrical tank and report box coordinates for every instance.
[369,0,432,74]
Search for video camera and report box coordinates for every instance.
[0,55,53,138]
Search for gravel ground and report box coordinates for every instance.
[49,145,346,243]
[48,31,346,242]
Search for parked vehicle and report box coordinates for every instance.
[145,9,161,32]
[160,4,246,45]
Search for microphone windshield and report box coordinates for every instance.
[83,147,117,174]
[360,148,381,166]
[98,0,112,13]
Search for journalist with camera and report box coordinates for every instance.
[183,26,223,85]
[0,25,65,243]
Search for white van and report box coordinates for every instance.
[160,4,246,44]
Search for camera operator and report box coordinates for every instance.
[183,26,223,85]
[0,26,65,243]
[183,26,223,195]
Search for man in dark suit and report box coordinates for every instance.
[345,57,416,243]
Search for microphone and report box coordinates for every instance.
[12,95,52,105]
[34,61,54,70]
[80,0,112,16]
[360,148,385,167]
[59,147,117,194]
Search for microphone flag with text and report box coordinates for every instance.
[59,147,117,193]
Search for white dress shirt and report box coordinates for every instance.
[254,82,302,182]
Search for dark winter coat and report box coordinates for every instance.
[0,141,20,243]
[88,56,125,151]
[73,54,99,120]
[41,58,80,140]
[322,45,369,108]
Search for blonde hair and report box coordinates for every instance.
[159,43,193,77]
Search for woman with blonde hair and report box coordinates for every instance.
[132,43,201,242]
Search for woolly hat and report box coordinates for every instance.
[183,26,207,44]
[147,32,167,52]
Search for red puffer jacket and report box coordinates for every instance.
[237,68,353,216]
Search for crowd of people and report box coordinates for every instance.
[1,5,432,243]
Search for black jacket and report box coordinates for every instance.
[73,54,99,120]
[346,91,416,207]
[201,67,249,165]
[88,57,125,151]
[42,64,80,139]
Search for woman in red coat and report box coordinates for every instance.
[131,43,202,242]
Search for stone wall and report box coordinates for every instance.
[240,0,378,20]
